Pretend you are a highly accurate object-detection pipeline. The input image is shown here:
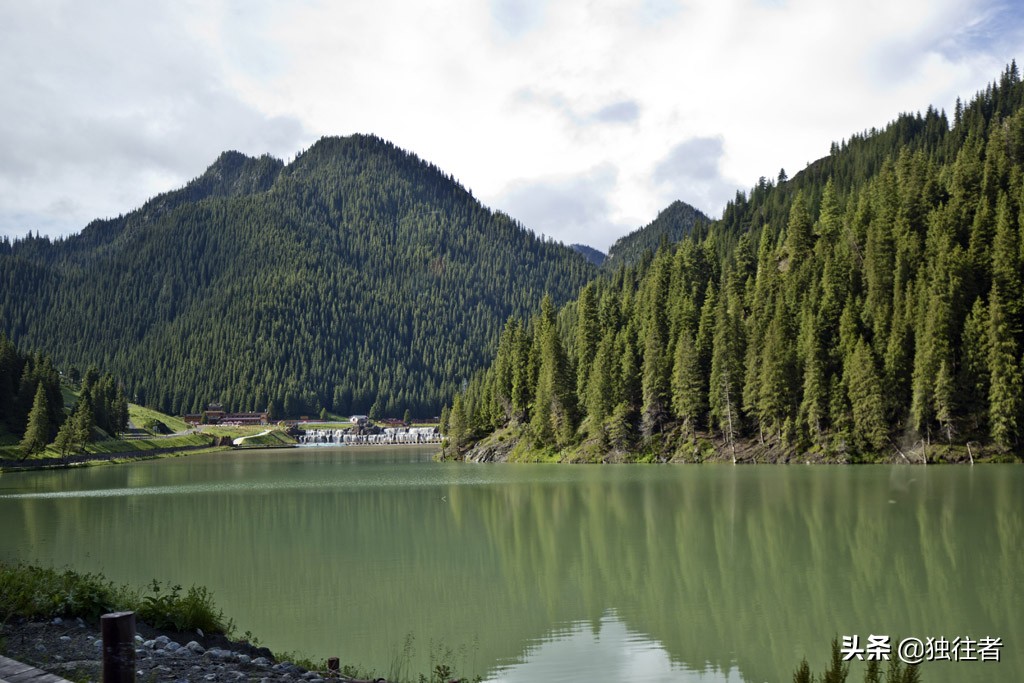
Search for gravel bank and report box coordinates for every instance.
[0,618,378,683]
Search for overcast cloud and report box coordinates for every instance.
[2,0,1022,250]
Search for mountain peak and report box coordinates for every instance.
[570,243,606,267]
[188,151,284,201]
[604,199,709,268]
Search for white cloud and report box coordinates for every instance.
[491,164,626,248]
[0,0,308,238]
[2,0,1022,249]
[652,137,737,217]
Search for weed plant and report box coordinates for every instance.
[0,563,230,635]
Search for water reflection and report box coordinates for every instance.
[490,612,744,682]
[0,451,1019,683]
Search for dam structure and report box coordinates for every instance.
[299,426,441,446]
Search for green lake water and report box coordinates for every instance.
[0,448,1019,682]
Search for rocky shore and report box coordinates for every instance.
[0,617,377,683]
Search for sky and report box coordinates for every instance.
[2,1,1023,251]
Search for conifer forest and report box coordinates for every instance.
[446,64,1024,462]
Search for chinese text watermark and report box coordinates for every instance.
[841,635,1003,664]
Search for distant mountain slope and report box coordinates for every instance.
[603,200,710,269]
[570,244,605,267]
[0,134,597,417]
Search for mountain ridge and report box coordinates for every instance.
[0,134,597,417]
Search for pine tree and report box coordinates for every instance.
[864,174,897,347]
[492,317,521,422]
[960,296,991,431]
[114,384,129,435]
[792,658,812,683]
[54,394,93,458]
[73,389,95,444]
[585,332,617,442]
[785,191,814,262]
[988,284,1022,449]
[910,256,954,435]
[709,283,744,462]
[447,394,469,450]
[574,283,600,398]
[671,330,706,432]
[509,318,531,424]
[640,328,670,437]
[52,413,78,459]
[613,328,641,445]
[992,192,1021,330]
[530,296,577,447]
[934,359,956,443]
[756,297,796,440]
[820,636,850,683]
[640,250,672,437]
[799,343,828,441]
[883,283,914,422]
[0,333,19,427]
[817,178,843,240]
[845,339,888,454]
[19,383,50,459]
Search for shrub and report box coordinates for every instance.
[0,563,231,635]
[0,563,121,621]
[137,580,232,635]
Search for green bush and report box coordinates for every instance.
[0,563,121,621]
[136,580,232,635]
[0,563,231,635]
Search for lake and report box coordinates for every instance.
[0,448,1019,682]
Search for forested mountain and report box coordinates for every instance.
[602,200,710,269]
[445,63,1024,462]
[0,135,596,418]
[570,244,606,267]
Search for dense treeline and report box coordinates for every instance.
[446,63,1024,461]
[0,333,128,457]
[602,200,710,270]
[0,135,595,418]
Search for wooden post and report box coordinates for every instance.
[101,611,136,683]
[327,657,340,677]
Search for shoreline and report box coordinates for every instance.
[0,617,368,683]
[0,445,231,473]
[449,428,1019,465]
[0,440,445,474]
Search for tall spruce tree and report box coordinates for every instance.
[585,332,617,443]
[19,383,50,458]
[54,393,93,458]
[574,283,601,399]
[988,284,1022,449]
[529,296,577,448]
[844,339,888,453]
[785,191,814,262]
[709,282,744,461]
[671,330,706,433]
